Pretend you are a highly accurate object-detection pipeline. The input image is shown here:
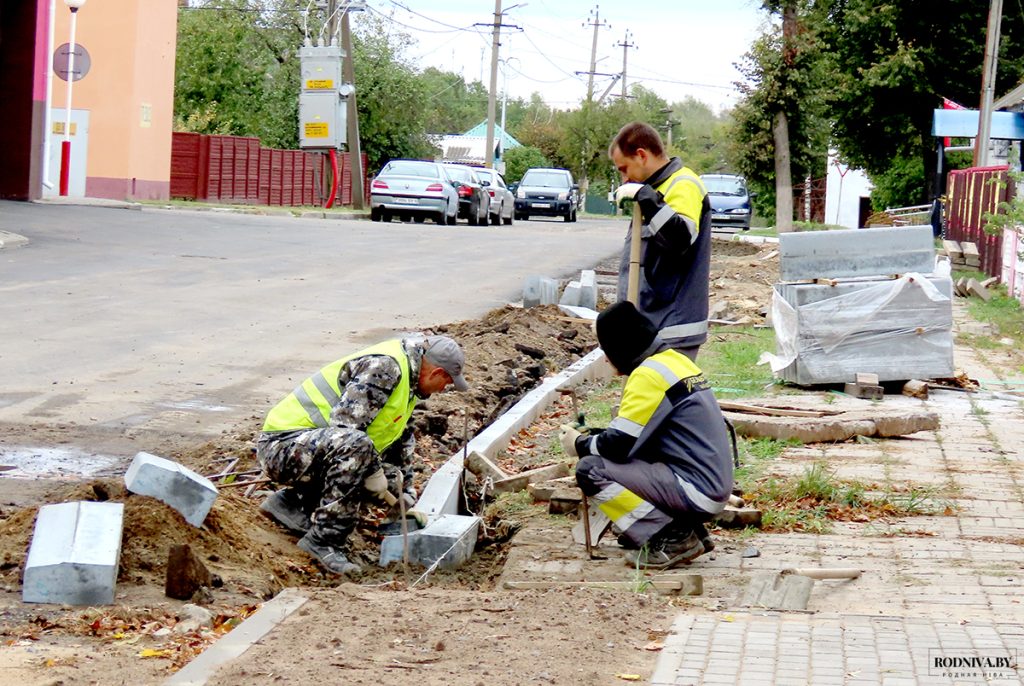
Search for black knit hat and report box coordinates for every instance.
[595,301,659,374]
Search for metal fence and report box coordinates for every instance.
[170,132,368,207]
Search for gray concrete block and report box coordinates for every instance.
[379,514,480,570]
[124,452,218,527]
[523,275,542,308]
[23,501,124,605]
[579,270,598,310]
[779,226,935,281]
[540,277,559,305]
[558,304,598,320]
[559,280,582,306]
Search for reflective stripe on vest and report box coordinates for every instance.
[659,321,709,340]
[261,339,416,453]
[616,349,704,435]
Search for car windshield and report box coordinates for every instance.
[521,171,569,188]
[447,167,477,184]
[382,161,439,179]
[702,176,746,196]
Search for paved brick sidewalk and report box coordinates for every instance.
[651,612,1022,685]
[650,304,1024,684]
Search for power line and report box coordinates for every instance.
[366,4,476,34]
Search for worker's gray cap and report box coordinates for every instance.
[424,335,469,391]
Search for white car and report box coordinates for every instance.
[476,168,515,225]
[370,160,458,225]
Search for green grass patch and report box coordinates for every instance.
[699,327,779,398]
[746,462,953,533]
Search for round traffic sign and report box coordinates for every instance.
[53,43,91,82]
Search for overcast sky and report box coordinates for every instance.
[361,0,770,113]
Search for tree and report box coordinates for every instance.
[503,146,551,184]
[818,0,1024,201]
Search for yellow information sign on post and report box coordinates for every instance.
[304,122,329,138]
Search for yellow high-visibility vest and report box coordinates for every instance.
[261,339,416,453]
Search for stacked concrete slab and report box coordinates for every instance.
[772,226,954,385]
[23,501,124,605]
[522,275,559,308]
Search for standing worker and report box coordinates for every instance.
[561,301,733,569]
[610,121,712,361]
[256,335,469,575]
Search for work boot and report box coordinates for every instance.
[296,533,361,575]
[695,522,715,553]
[624,527,705,570]
[260,489,311,535]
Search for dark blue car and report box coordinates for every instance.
[701,173,754,231]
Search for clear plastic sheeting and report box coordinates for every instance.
[765,273,955,385]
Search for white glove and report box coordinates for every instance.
[614,183,644,207]
[363,467,396,506]
[559,424,582,458]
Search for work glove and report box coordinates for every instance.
[614,182,645,208]
[559,424,582,458]
[363,467,397,506]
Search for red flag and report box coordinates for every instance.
[942,98,965,146]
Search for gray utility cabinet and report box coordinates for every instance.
[771,226,954,385]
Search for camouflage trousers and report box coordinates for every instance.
[257,428,400,548]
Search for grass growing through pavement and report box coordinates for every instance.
[698,327,780,398]
[745,462,954,534]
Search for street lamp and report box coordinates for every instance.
[59,0,86,196]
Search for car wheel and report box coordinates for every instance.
[563,209,572,223]
[520,214,529,221]
[414,216,425,224]
[503,212,513,225]
[370,207,382,222]
[435,209,446,225]
[446,209,457,225]
[490,206,501,226]
[571,209,577,223]
[382,212,392,223]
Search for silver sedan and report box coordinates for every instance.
[370,160,458,225]
[476,168,515,225]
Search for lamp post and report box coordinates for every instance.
[59,0,86,197]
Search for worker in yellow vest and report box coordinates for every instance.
[561,302,733,569]
[256,335,469,575]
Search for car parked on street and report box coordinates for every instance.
[444,164,491,226]
[475,167,514,225]
[513,167,578,222]
[700,173,754,231]
[369,160,458,225]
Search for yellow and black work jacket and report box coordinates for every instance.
[576,347,732,513]
[617,157,712,350]
[260,339,416,455]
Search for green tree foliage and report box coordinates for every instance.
[728,8,829,218]
[418,68,489,134]
[818,0,1024,200]
[869,155,926,211]
[175,0,300,148]
[666,97,732,174]
[503,146,551,184]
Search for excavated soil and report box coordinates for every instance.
[0,238,781,685]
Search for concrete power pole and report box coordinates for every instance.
[485,0,502,169]
[615,31,637,99]
[342,8,364,209]
[974,0,1003,167]
[584,6,609,102]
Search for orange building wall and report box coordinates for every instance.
[51,0,177,200]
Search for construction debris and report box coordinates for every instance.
[714,506,763,529]
[902,379,930,399]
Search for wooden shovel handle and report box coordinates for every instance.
[781,568,862,580]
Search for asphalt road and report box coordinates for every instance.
[0,201,624,445]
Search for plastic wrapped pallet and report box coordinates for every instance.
[765,273,954,385]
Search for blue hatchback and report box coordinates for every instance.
[700,174,754,230]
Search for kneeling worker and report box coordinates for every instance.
[562,302,733,569]
[257,335,469,575]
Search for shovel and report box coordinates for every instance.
[740,567,861,611]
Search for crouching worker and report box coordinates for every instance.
[256,335,469,575]
[562,301,733,569]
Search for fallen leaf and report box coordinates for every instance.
[139,649,171,659]
[643,641,664,651]
[615,675,641,681]
[722,614,735,622]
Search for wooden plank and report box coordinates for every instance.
[718,401,829,418]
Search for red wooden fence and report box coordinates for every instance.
[945,165,1012,279]
[170,132,369,207]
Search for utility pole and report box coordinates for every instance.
[615,31,637,99]
[480,2,520,169]
[583,6,609,102]
[342,6,363,209]
[975,0,1003,167]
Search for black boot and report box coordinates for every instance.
[624,523,705,570]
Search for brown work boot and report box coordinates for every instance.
[695,522,715,553]
[296,533,361,575]
[624,527,705,570]
[260,488,310,535]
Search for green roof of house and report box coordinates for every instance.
[461,121,521,149]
